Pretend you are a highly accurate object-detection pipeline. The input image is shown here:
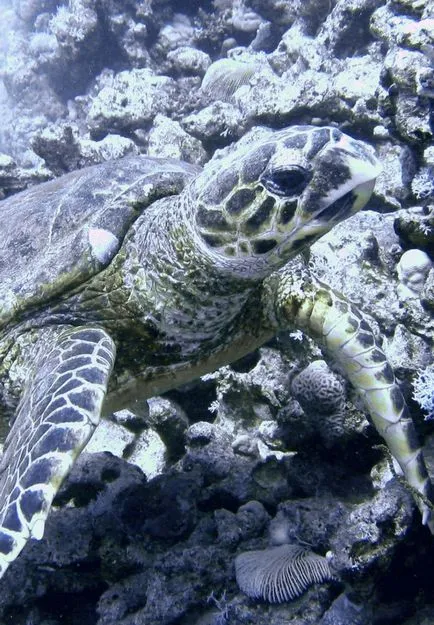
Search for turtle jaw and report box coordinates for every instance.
[278,178,377,257]
[279,137,381,254]
[306,175,378,225]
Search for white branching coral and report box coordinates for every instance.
[413,364,434,420]
[411,166,434,200]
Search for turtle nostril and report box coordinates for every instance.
[330,127,343,142]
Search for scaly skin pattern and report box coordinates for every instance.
[0,125,432,579]
[0,327,115,577]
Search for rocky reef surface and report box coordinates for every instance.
[0,0,433,624]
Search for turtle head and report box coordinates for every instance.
[191,126,381,278]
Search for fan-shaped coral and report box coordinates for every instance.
[235,544,335,603]
[201,57,264,101]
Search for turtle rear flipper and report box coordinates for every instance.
[0,326,115,577]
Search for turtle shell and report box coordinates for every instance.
[0,156,199,328]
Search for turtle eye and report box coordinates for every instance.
[261,166,312,197]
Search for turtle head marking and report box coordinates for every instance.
[192,126,381,278]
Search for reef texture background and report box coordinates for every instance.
[0,0,434,624]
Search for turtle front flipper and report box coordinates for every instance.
[0,327,116,578]
[272,261,434,533]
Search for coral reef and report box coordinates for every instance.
[397,248,432,297]
[413,364,434,420]
[0,0,433,623]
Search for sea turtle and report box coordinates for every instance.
[0,125,432,579]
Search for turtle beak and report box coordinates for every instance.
[317,177,377,223]
[274,134,381,256]
[319,133,381,216]
[297,134,382,225]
